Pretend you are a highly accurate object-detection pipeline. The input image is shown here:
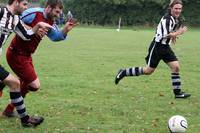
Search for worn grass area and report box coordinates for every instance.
[0,27,200,133]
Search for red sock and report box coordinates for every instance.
[4,103,15,113]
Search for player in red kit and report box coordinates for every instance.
[2,0,78,116]
[0,0,54,127]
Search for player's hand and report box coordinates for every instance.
[36,22,54,38]
[68,18,79,25]
[171,36,177,44]
[37,22,53,33]
[36,28,47,38]
[180,26,187,34]
[65,18,79,32]
[33,22,53,35]
[177,26,187,35]
[168,26,188,39]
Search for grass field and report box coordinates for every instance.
[0,27,200,133]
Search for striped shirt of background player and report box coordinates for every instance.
[155,13,179,45]
[0,7,34,48]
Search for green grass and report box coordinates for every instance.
[0,27,200,133]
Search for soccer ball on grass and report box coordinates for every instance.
[168,115,188,133]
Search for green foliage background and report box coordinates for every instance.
[59,0,200,26]
[1,0,200,26]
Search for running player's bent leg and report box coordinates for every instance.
[20,78,40,97]
[168,61,181,94]
[168,61,191,98]
[4,78,40,115]
[3,74,44,127]
[5,50,39,114]
[115,40,160,85]
[115,66,155,84]
[3,74,28,121]
[0,66,26,117]
[28,78,40,92]
[143,67,155,75]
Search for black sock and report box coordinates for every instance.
[10,91,29,122]
[125,67,144,76]
[171,73,181,95]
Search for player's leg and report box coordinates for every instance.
[4,77,43,127]
[3,78,40,117]
[164,46,191,98]
[19,78,40,97]
[4,49,38,114]
[3,79,28,117]
[4,52,43,122]
[115,66,156,84]
[167,61,191,98]
[3,74,28,119]
[115,40,159,84]
[4,51,44,126]
[115,67,145,84]
[1,67,43,127]
[3,73,40,117]
[20,79,30,97]
[27,78,40,92]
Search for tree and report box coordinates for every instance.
[39,0,200,26]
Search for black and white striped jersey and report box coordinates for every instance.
[155,13,180,45]
[0,6,34,48]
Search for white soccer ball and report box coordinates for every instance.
[168,115,188,133]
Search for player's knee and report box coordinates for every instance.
[171,66,180,73]
[9,79,20,91]
[145,71,154,75]
[4,74,20,91]
[29,84,40,92]
[144,68,155,75]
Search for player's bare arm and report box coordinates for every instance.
[32,22,53,34]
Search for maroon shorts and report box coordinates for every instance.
[6,48,37,84]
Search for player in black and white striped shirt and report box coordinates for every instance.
[115,0,191,99]
[0,0,52,127]
[0,1,52,49]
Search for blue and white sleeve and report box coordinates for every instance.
[20,9,36,24]
[47,24,67,42]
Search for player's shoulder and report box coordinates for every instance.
[22,7,44,17]
[26,7,44,13]
[163,12,171,20]
[0,6,6,14]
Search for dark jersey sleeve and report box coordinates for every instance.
[14,16,34,40]
[0,7,4,20]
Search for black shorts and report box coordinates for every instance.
[0,65,9,81]
[145,40,178,68]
